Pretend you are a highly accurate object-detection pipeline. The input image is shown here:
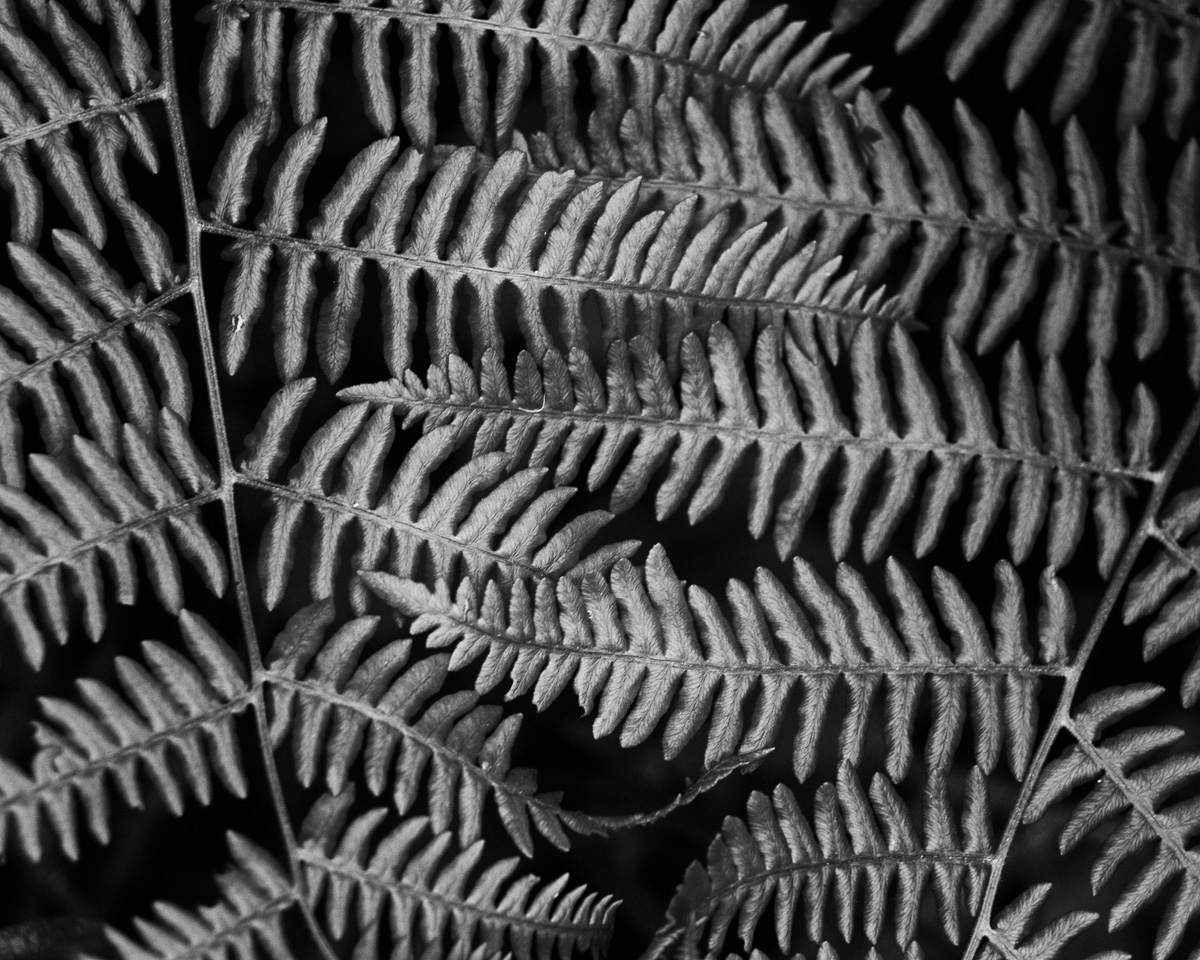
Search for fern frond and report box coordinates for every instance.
[533,86,1200,376]
[978,885,1106,960]
[1024,684,1200,960]
[346,318,1160,574]
[832,0,1200,139]
[1124,487,1200,706]
[0,237,191,488]
[208,126,892,382]
[660,764,992,953]
[103,833,295,960]
[298,791,618,960]
[263,599,591,857]
[0,0,174,285]
[197,0,867,153]
[0,412,227,667]
[367,543,1071,781]
[246,401,635,612]
[0,610,249,861]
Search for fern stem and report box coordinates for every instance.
[0,87,165,151]
[412,606,1069,680]
[0,490,220,595]
[154,3,339,959]
[237,475,557,580]
[365,390,1162,486]
[963,390,1200,960]
[207,0,824,108]
[0,698,252,814]
[1063,717,1200,885]
[199,222,889,328]
[0,284,184,400]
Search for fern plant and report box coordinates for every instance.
[2,1,1200,960]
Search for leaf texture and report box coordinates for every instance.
[0,412,227,668]
[367,543,1070,781]
[249,400,636,613]
[208,129,893,382]
[345,318,1160,573]
[197,0,867,150]
[661,764,992,953]
[298,790,619,960]
[0,611,249,861]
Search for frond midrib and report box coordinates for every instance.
[422,607,1067,679]
[1066,718,1200,885]
[264,673,561,814]
[0,489,222,595]
[210,0,821,107]
[0,285,186,399]
[0,86,165,151]
[695,847,994,911]
[299,851,606,937]
[0,696,251,811]
[166,894,297,960]
[202,222,884,327]
[352,390,1161,485]
[237,476,552,580]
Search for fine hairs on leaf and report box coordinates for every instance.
[3,1,1200,960]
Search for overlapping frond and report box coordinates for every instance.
[197,0,866,154]
[0,610,249,861]
[298,791,618,960]
[103,833,295,960]
[1124,487,1200,706]
[0,235,191,488]
[263,599,593,857]
[245,395,636,613]
[207,122,891,382]
[1024,684,1200,960]
[0,0,175,288]
[661,764,992,954]
[832,0,1200,139]
[367,543,1071,781]
[978,885,1106,960]
[538,85,1200,377]
[346,317,1160,574]
[0,412,227,668]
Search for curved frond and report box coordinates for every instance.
[0,236,192,488]
[660,764,992,954]
[366,544,1071,781]
[263,599,592,857]
[832,0,1200,139]
[298,791,618,960]
[0,610,249,861]
[208,128,893,382]
[103,834,294,960]
[246,400,636,612]
[197,0,866,150]
[1024,684,1200,960]
[0,412,227,668]
[345,318,1160,574]
[1124,487,1200,706]
[532,86,1200,378]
